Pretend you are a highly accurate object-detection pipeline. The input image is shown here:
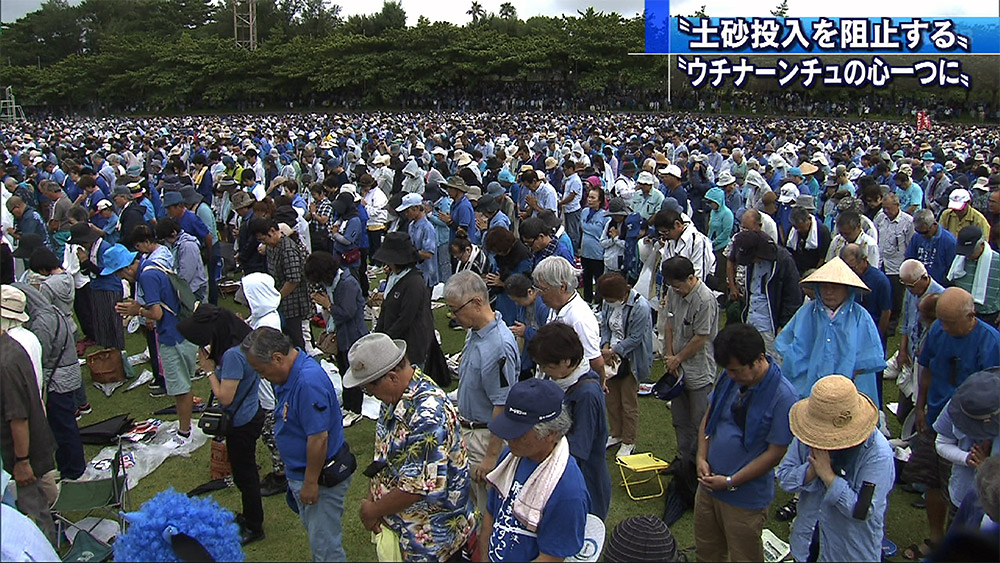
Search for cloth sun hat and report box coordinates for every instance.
[395,192,424,212]
[99,243,138,276]
[11,233,45,259]
[342,333,407,388]
[787,167,803,177]
[466,185,482,202]
[715,170,736,187]
[477,195,501,214]
[793,194,816,211]
[230,190,252,210]
[801,257,870,292]
[430,146,447,156]
[544,157,558,170]
[163,191,185,208]
[68,221,100,246]
[0,285,30,323]
[340,184,363,202]
[944,161,957,172]
[180,185,202,206]
[947,368,1000,441]
[488,378,565,441]
[456,152,473,167]
[443,176,470,193]
[948,188,971,210]
[372,231,421,265]
[789,374,879,449]
[604,515,679,562]
[606,198,631,216]
[637,171,656,185]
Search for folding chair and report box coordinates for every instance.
[615,452,671,501]
[51,441,130,562]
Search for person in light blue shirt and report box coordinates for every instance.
[895,171,923,215]
[777,375,895,563]
[560,162,585,252]
[398,193,438,287]
[425,187,453,284]
[579,186,609,303]
[906,209,957,286]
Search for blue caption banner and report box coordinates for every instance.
[645,13,1000,55]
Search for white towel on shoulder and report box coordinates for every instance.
[486,436,570,532]
[947,246,997,305]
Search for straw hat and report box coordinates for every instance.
[789,375,879,449]
[800,257,869,292]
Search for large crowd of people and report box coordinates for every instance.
[1,109,999,561]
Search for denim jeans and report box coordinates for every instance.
[287,474,353,561]
[47,388,86,480]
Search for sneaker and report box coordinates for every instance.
[606,436,622,450]
[260,473,287,497]
[77,403,93,415]
[169,431,192,448]
[192,369,208,381]
[149,383,167,398]
[616,443,635,458]
[342,411,363,428]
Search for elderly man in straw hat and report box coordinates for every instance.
[775,257,886,404]
[776,375,894,562]
[344,333,476,562]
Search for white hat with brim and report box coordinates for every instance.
[800,257,870,292]
[343,333,407,388]
[0,286,30,323]
[789,375,879,450]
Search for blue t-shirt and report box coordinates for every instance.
[450,196,476,243]
[178,209,209,245]
[905,226,957,286]
[857,266,892,337]
[487,448,590,562]
[918,320,1000,425]
[408,216,438,287]
[217,347,261,428]
[273,350,346,482]
[137,260,184,346]
[580,209,609,260]
[90,239,124,292]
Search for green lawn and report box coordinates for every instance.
[77,292,927,561]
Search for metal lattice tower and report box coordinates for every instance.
[0,87,26,122]
[234,0,257,50]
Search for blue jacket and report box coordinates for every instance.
[579,208,608,260]
[599,289,653,382]
[325,268,369,350]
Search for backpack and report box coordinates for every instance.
[143,264,200,318]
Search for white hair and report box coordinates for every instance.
[532,256,580,292]
[898,259,927,283]
[532,405,572,439]
[442,270,489,304]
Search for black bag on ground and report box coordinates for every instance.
[423,338,452,388]
[661,457,699,526]
[78,414,135,445]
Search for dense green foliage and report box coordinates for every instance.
[1,0,995,112]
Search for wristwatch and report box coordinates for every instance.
[726,475,737,491]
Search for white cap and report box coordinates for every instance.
[395,192,424,212]
[661,164,682,178]
[637,171,656,185]
[97,199,114,211]
[431,146,447,156]
[778,184,800,204]
[948,188,971,210]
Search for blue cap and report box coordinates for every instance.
[163,191,185,207]
[922,151,935,161]
[100,244,137,276]
[660,196,682,214]
[498,170,516,184]
[488,379,565,441]
[931,163,944,174]
[787,167,802,177]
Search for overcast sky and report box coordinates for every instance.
[3,0,998,25]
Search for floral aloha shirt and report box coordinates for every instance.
[372,368,476,562]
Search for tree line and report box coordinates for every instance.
[0,0,994,114]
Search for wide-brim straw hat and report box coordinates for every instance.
[800,257,869,292]
[789,375,879,449]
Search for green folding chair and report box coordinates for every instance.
[51,443,130,562]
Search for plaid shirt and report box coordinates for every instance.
[267,235,312,320]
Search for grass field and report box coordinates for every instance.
[76,290,928,561]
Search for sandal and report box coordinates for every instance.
[775,497,798,521]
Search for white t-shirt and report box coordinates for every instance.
[7,327,43,404]
[549,293,601,361]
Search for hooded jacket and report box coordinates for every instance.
[739,244,803,331]
[39,271,77,334]
[12,282,81,394]
[401,160,425,194]
[241,272,282,331]
[706,187,734,251]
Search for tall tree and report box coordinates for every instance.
[770,0,789,17]
[499,2,517,20]
[467,1,485,23]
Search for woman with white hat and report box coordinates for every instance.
[776,374,894,562]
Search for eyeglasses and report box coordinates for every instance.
[447,297,476,316]
[532,283,555,294]
[901,275,927,288]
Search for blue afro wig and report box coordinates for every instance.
[113,488,244,562]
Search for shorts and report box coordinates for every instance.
[158,339,198,396]
[903,428,952,497]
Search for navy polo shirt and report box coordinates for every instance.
[273,350,345,482]
[857,266,892,334]
[178,209,210,245]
